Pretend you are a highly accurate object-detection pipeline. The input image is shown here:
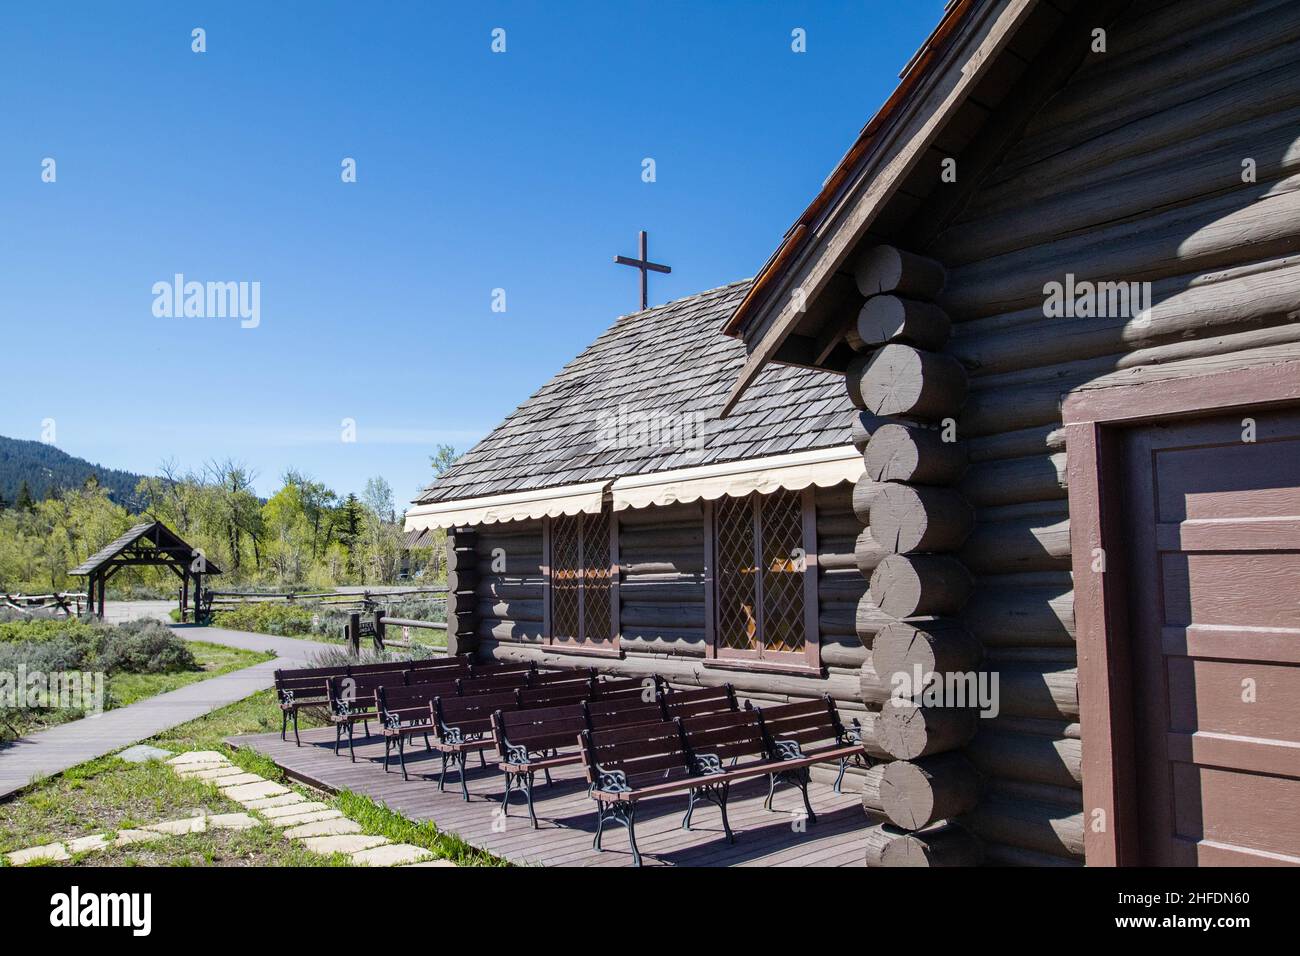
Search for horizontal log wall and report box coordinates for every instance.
[472,489,871,713]
[913,0,1300,864]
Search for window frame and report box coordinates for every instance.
[542,506,621,657]
[703,487,821,674]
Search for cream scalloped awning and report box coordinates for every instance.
[404,446,864,531]
[611,445,863,511]
[404,480,610,531]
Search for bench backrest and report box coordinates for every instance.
[347,659,426,677]
[468,661,534,678]
[274,666,341,702]
[659,683,739,720]
[753,696,847,759]
[459,671,533,696]
[679,708,767,769]
[326,672,396,713]
[593,675,659,700]
[433,691,520,742]
[376,678,462,725]
[581,692,665,730]
[579,719,690,790]
[493,701,587,759]
[404,657,470,678]
[515,682,592,711]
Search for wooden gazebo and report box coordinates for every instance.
[69,520,221,620]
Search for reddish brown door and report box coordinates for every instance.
[1124,409,1300,865]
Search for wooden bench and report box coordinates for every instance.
[274,666,339,745]
[578,694,864,865]
[751,697,866,815]
[375,664,534,776]
[490,677,667,827]
[375,679,463,774]
[274,656,467,745]
[430,690,522,795]
[660,683,740,719]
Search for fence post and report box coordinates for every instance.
[347,612,361,657]
[373,609,386,651]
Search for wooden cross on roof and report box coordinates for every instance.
[614,230,671,311]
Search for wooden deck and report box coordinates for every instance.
[229,726,868,867]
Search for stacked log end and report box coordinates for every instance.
[445,528,480,657]
[846,245,983,864]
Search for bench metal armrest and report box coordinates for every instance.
[691,752,725,775]
[772,738,805,762]
[594,767,632,796]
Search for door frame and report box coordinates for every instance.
[1062,359,1300,866]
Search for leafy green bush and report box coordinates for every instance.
[94,620,196,673]
[0,615,101,645]
[0,616,198,741]
[212,602,316,636]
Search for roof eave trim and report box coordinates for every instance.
[720,0,1041,414]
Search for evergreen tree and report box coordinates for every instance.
[15,480,35,511]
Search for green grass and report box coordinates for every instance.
[109,641,273,707]
[154,690,501,866]
[0,756,345,867]
[1,676,502,867]
[2,640,273,742]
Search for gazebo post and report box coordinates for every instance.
[180,568,189,623]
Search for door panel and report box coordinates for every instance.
[1124,409,1300,866]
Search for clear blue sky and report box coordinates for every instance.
[0,1,943,506]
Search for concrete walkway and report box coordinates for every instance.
[0,608,339,800]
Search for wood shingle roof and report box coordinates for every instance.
[414,280,854,506]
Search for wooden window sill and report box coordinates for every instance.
[547,642,623,659]
[703,657,824,678]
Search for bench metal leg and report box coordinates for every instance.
[833,756,849,793]
[438,752,449,791]
[363,718,371,738]
[766,767,817,825]
[684,781,734,843]
[399,735,409,781]
[348,723,357,762]
[281,710,288,741]
[594,800,641,866]
[523,771,537,828]
[457,751,470,801]
[383,737,392,773]
[292,710,301,746]
[334,722,343,756]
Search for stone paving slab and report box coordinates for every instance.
[7,842,70,865]
[67,834,111,854]
[208,813,260,830]
[145,816,208,835]
[260,800,332,820]
[267,809,343,828]
[301,834,390,855]
[245,793,308,810]
[350,844,432,867]
[178,766,247,781]
[283,818,363,838]
[222,780,290,801]
[113,829,166,847]
[168,750,229,766]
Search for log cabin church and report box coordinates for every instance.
[409,0,1300,866]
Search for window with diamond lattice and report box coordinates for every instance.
[713,489,811,659]
[548,507,614,644]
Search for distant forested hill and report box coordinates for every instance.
[0,436,147,509]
